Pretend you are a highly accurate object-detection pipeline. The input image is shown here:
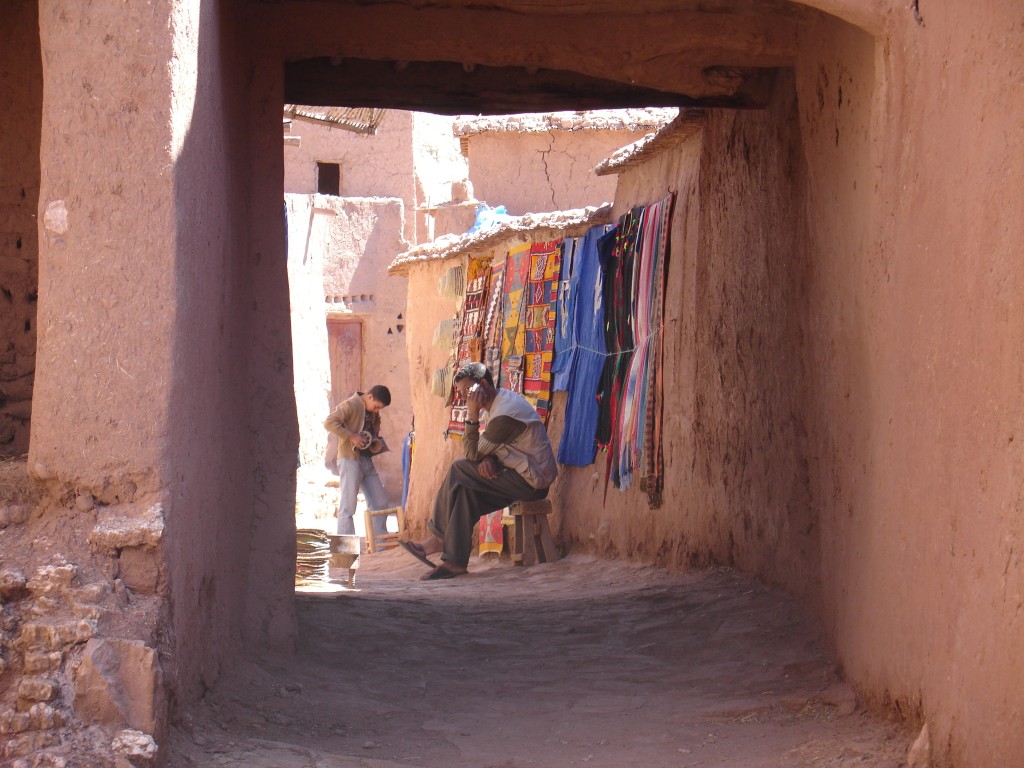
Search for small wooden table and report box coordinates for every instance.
[327,534,361,587]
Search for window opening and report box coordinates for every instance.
[316,162,341,196]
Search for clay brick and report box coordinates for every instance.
[74,638,166,739]
[18,677,59,703]
[69,582,111,605]
[27,564,77,598]
[0,505,29,528]
[17,619,95,651]
[118,546,161,594]
[0,569,27,598]
[27,596,61,616]
[88,504,165,552]
[23,651,63,673]
[2,730,59,758]
[29,702,62,730]
[0,709,32,735]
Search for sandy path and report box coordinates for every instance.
[169,550,910,767]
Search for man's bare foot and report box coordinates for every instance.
[418,536,444,556]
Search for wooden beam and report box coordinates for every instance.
[283,58,779,114]
[250,3,801,96]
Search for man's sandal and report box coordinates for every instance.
[399,540,436,568]
[421,564,462,581]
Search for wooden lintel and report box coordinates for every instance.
[284,58,779,115]
[253,4,801,96]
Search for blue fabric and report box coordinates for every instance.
[401,430,414,510]
[556,224,614,466]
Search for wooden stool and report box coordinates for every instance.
[364,506,405,553]
[510,499,559,566]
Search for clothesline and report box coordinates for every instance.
[546,325,665,360]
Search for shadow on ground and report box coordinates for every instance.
[169,550,910,767]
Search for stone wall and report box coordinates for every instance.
[0,459,165,764]
[0,1,41,458]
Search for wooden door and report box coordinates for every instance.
[324,318,363,470]
[327,318,363,408]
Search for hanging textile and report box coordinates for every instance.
[522,239,563,420]
[401,430,414,511]
[448,258,492,437]
[481,258,507,385]
[578,195,674,500]
[638,194,674,507]
[500,243,532,392]
[616,204,657,491]
[432,317,459,350]
[614,195,673,496]
[437,264,466,300]
[556,224,615,466]
[550,238,578,393]
[598,206,644,498]
[477,509,505,556]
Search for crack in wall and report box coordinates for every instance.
[540,134,557,210]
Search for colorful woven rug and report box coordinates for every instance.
[481,258,506,384]
[448,257,492,437]
[638,194,674,507]
[477,509,505,556]
[522,239,563,420]
[500,243,532,391]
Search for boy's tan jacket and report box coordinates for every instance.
[324,392,386,463]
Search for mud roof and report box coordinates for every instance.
[594,109,706,176]
[388,205,612,276]
[453,108,678,137]
[283,104,388,135]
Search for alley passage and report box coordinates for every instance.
[170,552,910,767]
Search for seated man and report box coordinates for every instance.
[402,362,557,580]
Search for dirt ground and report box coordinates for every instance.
[168,549,913,767]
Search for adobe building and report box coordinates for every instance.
[0,1,1021,765]
[452,109,676,217]
[283,108,467,525]
[285,107,665,525]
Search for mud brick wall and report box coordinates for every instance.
[0,1,42,457]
